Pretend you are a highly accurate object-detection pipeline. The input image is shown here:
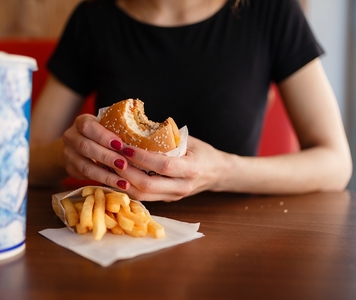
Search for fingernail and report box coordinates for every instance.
[110,140,122,151]
[114,159,125,170]
[123,148,135,157]
[117,180,127,189]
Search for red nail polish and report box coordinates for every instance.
[123,148,135,157]
[110,140,122,151]
[114,159,125,170]
[117,180,127,189]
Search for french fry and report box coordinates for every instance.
[76,222,89,234]
[74,202,84,214]
[105,212,118,229]
[106,211,116,220]
[92,188,107,240]
[142,209,165,238]
[124,225,148,237]
[111,224,124,235]
[130,201,145,214]
[147,218,165,239]
[61,198,79,227]
[117,210,135,231]
[122,204,149,226]
[105,198,121,213]
[81,186,96,197]
[80,195,95,229]
[106,192,130,212]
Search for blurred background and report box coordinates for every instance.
[0,0,307,39]
[0,0,355,190]
[0,0,82,39]
[304,0,356,190]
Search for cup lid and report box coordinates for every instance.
[0,51,38,71]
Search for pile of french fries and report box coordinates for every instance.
[60,187,165,241]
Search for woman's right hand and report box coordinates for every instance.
[62,113,131,190]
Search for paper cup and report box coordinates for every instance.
[0,52,37,260]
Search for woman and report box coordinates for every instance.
[29,0,352,201]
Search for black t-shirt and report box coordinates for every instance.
[48,0,323,155]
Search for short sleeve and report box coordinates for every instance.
[269,0,324,83]
[47,2,96,96]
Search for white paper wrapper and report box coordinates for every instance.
[52,186,122,232]
[41,187,204,267]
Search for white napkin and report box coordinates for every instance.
[39,216,203,267]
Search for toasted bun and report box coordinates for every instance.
[99,99,180,152]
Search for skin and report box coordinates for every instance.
[29,0,352,201]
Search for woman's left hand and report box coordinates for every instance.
[116,136,229,201]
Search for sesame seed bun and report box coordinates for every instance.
[99,99,180,152]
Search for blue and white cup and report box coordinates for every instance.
[0,52,37,260]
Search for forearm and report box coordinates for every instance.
[211,59,353,195]
[29,138,68,187]
[213,146,352,195]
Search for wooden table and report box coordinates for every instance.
[1,187,356,300]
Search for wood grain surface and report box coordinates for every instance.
[0,187,355,300]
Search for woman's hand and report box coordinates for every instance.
[62,113,132,190]
[115,136,231,201]
[64,114,229,201]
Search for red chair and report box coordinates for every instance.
[258,84,300,156]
